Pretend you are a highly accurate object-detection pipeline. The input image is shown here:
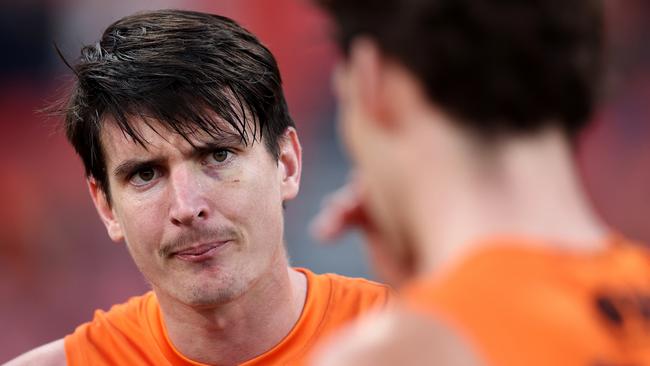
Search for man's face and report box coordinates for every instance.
[90,116,301,307]
[334,66,388,226]
[333,49,417,283]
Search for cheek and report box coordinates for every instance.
[240,171,284,242]
[338,97,376,175]
[365,180,399,244]
[214,163,283,226]
[214,180,284,271]
[114,196,166,252]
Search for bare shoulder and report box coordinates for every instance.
[3,339,67,366]
[311,308,482,366]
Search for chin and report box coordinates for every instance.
[181,278,247,307]
[184,291,238,308]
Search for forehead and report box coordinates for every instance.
[99,114,251,165]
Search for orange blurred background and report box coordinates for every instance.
[0,0,648,361]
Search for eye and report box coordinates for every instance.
[205,149,231,165]
[212,150,228,162]
[129,167,159,186]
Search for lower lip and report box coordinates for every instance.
[174,242,230,263]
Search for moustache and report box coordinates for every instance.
[159,226,241,258]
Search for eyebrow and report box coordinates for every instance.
[197,133,245,148]
[111,135,245,179]
[192,139,240,155]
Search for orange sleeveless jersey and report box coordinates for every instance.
[64,268,390,366]
[403,236,650,366]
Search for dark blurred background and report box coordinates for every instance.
[0,0,648,361]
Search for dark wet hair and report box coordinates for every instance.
[57,9,294,202]
[317,0,603,140]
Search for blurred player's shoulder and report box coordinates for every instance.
[3,339,66,366]
[311,307,481,366]
[406,235,650,307]
[403,235,650,365]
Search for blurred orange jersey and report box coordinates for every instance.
[64,268,390,366]
[404,235,650,365]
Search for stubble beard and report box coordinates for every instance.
[181,272,245,307]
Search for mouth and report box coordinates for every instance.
[172,241,231,262]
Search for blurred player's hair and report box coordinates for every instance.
[56,9,294,202]
[317,0,603,141]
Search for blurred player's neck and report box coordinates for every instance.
[397,116,608,276]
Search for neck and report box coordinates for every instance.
[155,255,307,366]
[400,123,608,276]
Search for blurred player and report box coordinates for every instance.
[311,0,650,364]
[5,9,390,366]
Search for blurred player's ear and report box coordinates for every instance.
[347,37,435,136]
[278,127,302,202]
[88,178,124,242]
[347,37,404,132]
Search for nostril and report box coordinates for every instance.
[197,210,206,219]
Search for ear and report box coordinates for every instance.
[87,178,124,242]
[346,37,397,131]
[278,127,302,202]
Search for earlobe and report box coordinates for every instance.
[278,127,302,202]
[87,178,124,242]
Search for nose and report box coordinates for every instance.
[168,165,210,227]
